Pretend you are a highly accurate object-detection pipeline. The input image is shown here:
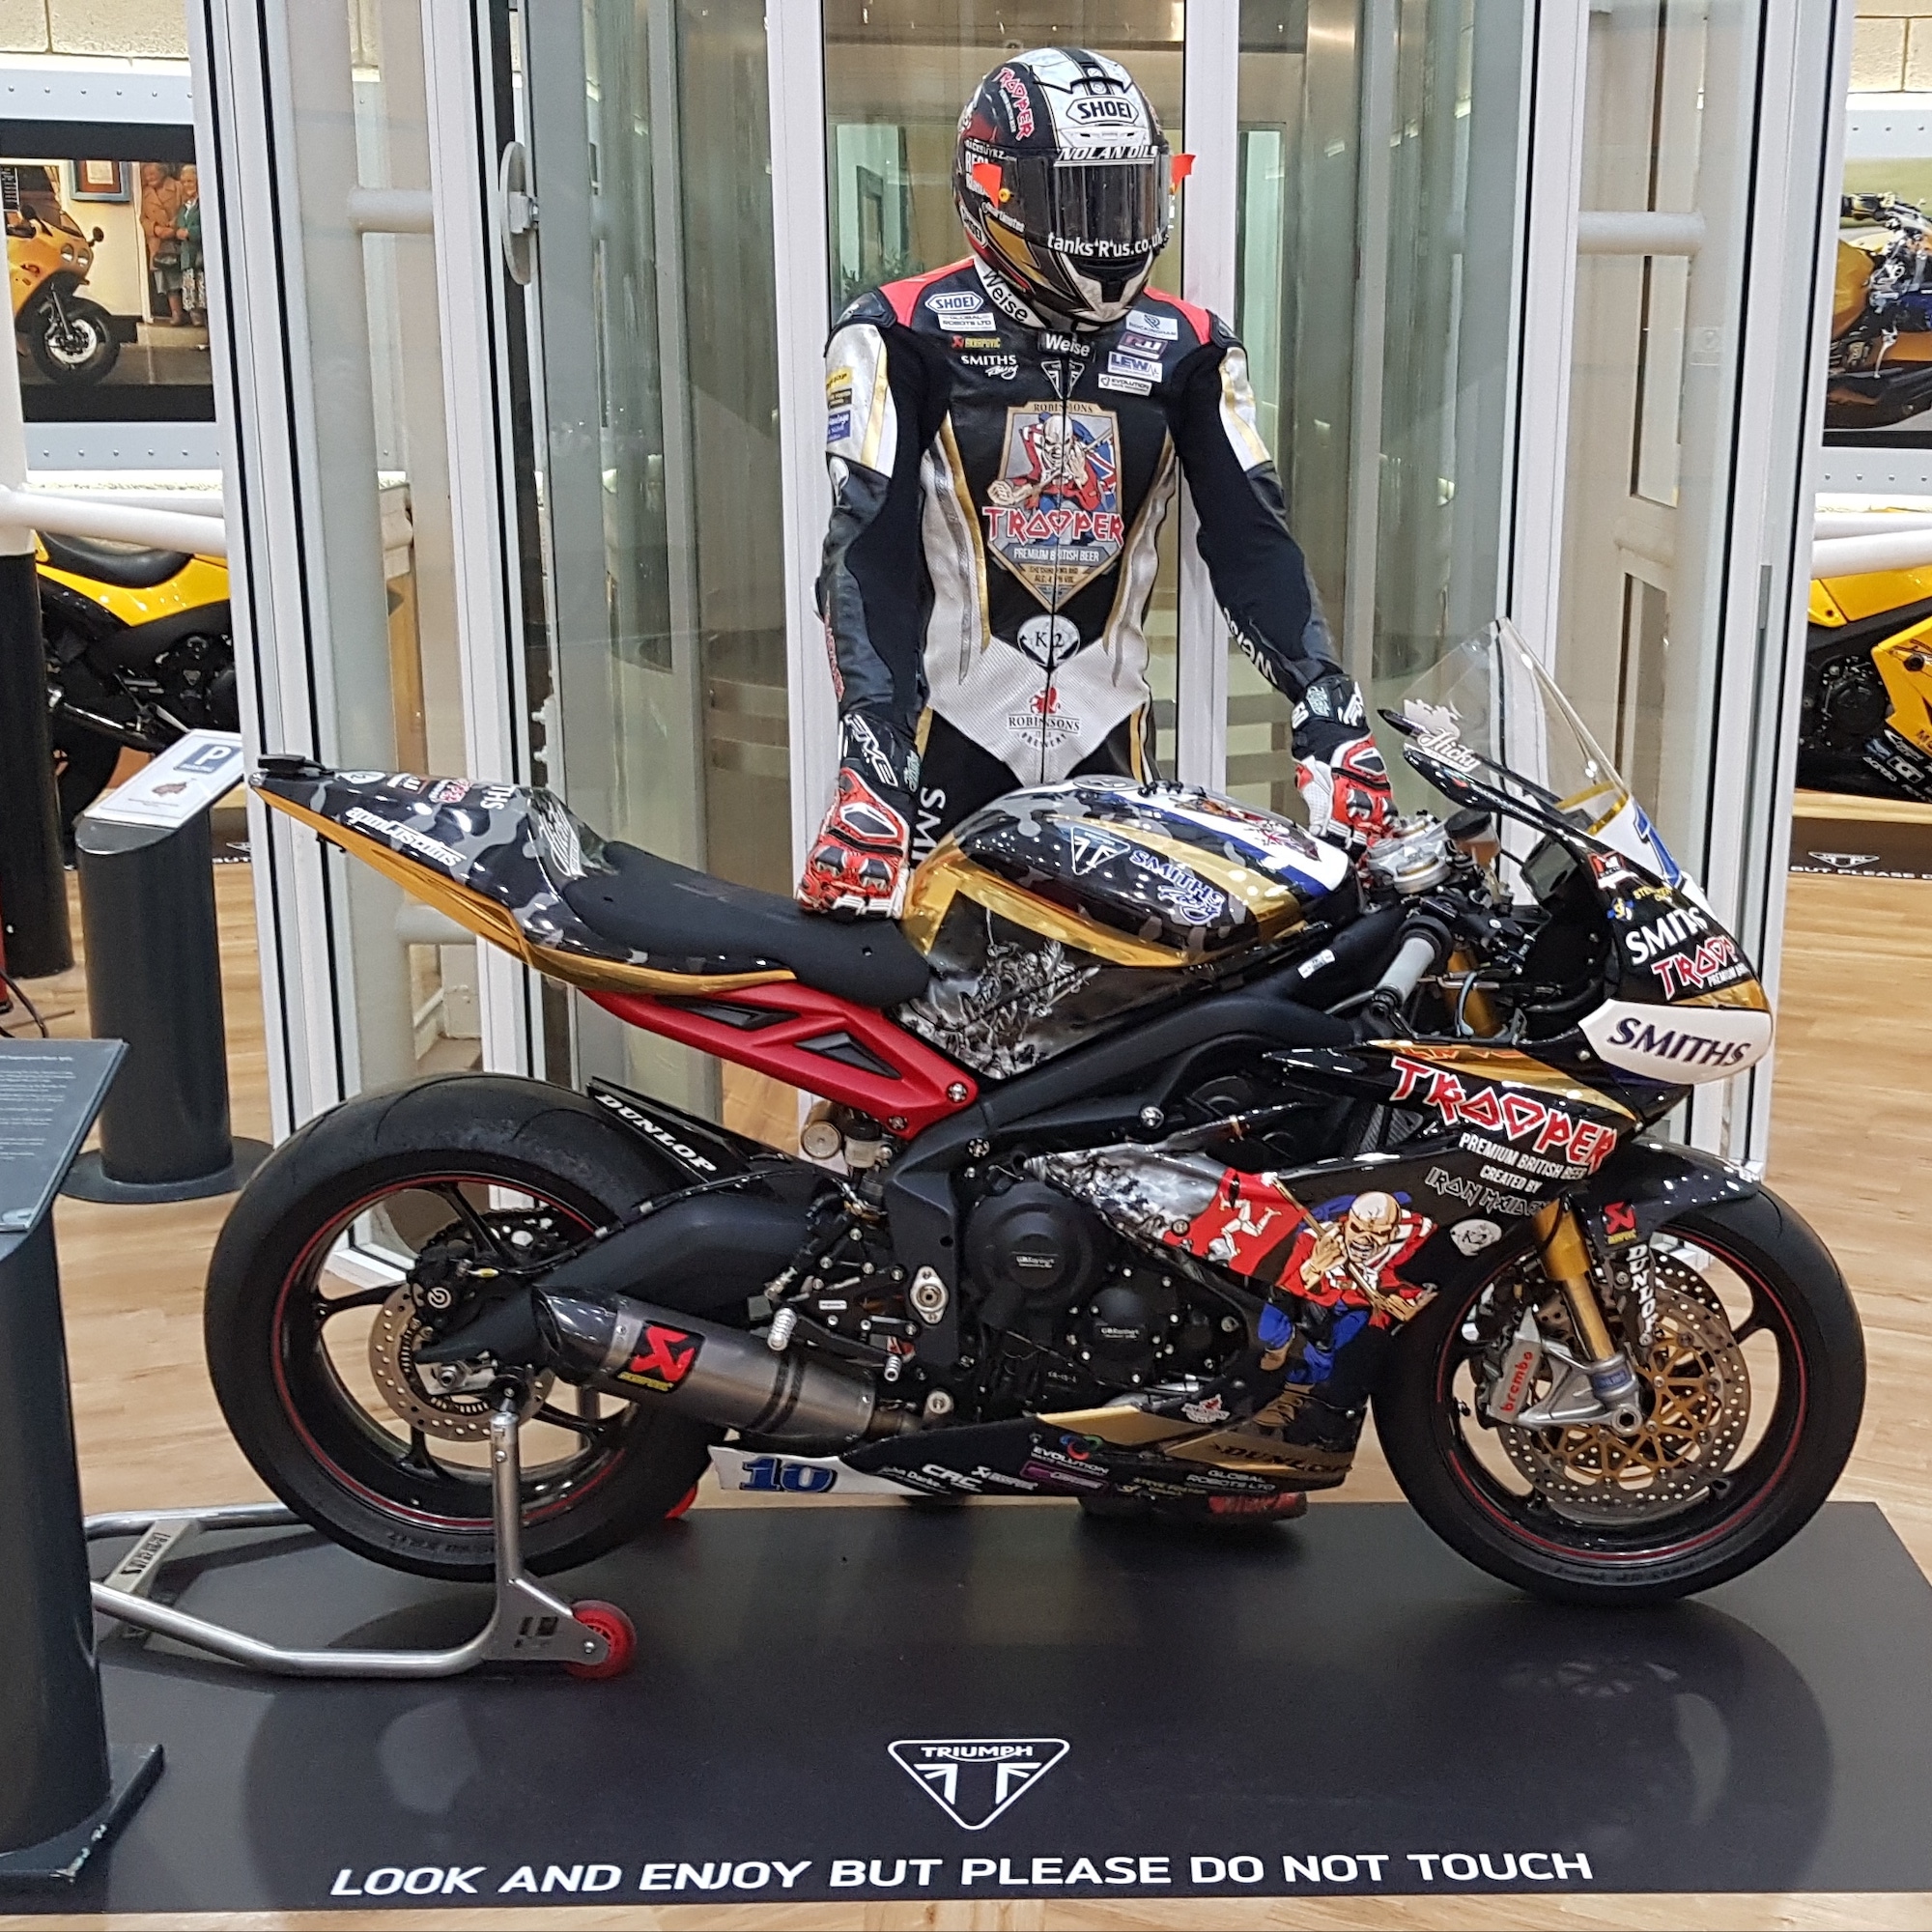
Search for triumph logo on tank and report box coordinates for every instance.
[982,404,1124,602]
[889,1738,1070,1830]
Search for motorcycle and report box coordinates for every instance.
[7,175,121,386]
[214,620,1863,1605]
[1802,561,1932,802]
[40,533,234,842]
[1829,194,1932,430]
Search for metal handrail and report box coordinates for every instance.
[0,485,227,557]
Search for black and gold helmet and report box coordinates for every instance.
[954,47,1179,329]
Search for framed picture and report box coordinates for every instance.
[70,159,128,202]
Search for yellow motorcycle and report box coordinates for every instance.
[42,533,233,844]
[6,166,121,386]
[1802,558,1932,800]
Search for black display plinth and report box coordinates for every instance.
[0,1039,160,1886]
[66,805,268,1204]
[12,1498,1932,1912]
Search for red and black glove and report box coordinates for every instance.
[1297,732,1396,853]
[1293,673,1395,855]
[798,765,913,918]
[798,716,922,919]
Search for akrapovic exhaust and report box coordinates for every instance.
[534,1290,898,1445]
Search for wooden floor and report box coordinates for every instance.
[10,865,1932,1932]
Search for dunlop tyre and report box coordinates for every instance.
[1374,1189,1864,1605]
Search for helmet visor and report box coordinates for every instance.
[999,154,1168,262]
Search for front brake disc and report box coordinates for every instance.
[1494,1270,1750,1526]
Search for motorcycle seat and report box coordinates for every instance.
[562,841,932,1010]
[42,531,192,588]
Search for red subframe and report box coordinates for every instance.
[587,981,978,1136]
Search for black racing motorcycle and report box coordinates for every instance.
[210,621,1863,1605]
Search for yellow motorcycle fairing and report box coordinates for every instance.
[1869,612,1932,758]
[1810,565,1932,630]
[8,210,94,319]
[37,545,228,628]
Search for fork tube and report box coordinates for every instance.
[1531,1201,1619,1363]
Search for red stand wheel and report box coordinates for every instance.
[564,1600,636,1680]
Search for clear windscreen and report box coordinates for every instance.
[1393,618,1690,891]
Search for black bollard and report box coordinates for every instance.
[0,1038,160,1886]
[0,551,71,979]
[62,809,270,1205]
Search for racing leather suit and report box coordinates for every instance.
[801,257,1392,916]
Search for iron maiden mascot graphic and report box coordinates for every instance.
[1168,1173,1435,1388]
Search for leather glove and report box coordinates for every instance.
[797,763,913,919]
[1293,671,1395,855]
[1297,731,1395,855]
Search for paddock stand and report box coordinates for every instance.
[84,1400,636,1681]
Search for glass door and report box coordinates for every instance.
[820,1,1188,762]
[514,0,795,1140]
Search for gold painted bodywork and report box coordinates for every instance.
[1686,978,1771,1012]
[1038,1402,1357,1486]
[902,841,1192,966]
[257,788,797,999]
[902,816,1314,967]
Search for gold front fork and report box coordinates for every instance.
[1530,1200,1621,1364]
[1530,1202,1644,1435]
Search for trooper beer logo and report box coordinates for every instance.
[982,403,1124,602]
[888,1738,1070,1831]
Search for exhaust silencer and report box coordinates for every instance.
[535,1290,887,1445]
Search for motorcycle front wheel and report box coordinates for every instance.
[1375,1190,1865,1605]
[205,1073,718,1580]
[28,295,120,384]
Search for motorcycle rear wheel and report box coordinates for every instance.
[205,1073,718,1581]
[1375,1191,1864,1605]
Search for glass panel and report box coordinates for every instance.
[1231,0,1528,811]
[821,1,1186,766]
[1372,0,1526,696]
[1229,0,1361,814]
[350,0,480,1079]
[522,0,786,1129]
[1555,0,1757,867]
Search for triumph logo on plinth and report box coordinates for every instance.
[888,1737,1069,1830]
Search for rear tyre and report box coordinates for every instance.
[1375,1191,1864,1605]
[205,1073,718,1581]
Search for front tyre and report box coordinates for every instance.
[29,295,119,384]
[1375,1191,1864,1605]
[205,1073,717,1581]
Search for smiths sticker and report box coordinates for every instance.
[616,1323,703,1394]
[982,402,1124,604]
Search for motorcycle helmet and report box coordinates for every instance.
[954,47,1181,329]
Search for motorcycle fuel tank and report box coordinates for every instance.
[902,778,1350,966]
[894,779,1352,1083]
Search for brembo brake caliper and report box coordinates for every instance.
[1484,1203,1644,1436]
